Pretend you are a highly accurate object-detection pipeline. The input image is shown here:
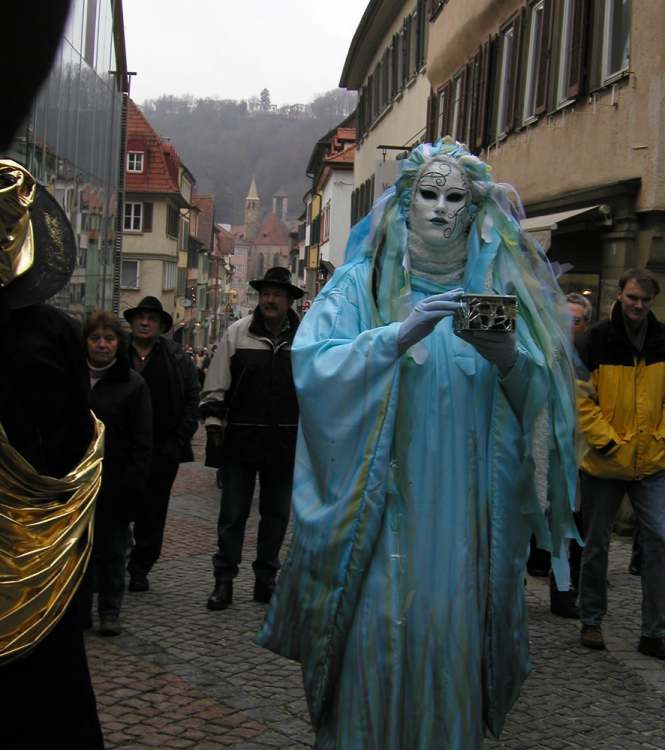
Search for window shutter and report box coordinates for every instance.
[467,49,482,152]
[143,202,153,233]
[567,0,590,99]
[474,40,492,151]
[426,90,436,142]
[506,10,526,133]
[437,80,452,137]
[534,0,554,116]
[403,17,411,84]
[416,0,427,69]
[391,34,400,97]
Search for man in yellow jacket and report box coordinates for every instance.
[577,269,665,658]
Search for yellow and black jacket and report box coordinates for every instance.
[577,303,665,480]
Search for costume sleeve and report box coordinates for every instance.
[200,327,233,426]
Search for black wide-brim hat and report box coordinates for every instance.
[123,295,173,333]
[249,266,304,299]
[0,161,76,310]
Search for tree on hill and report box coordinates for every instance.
[141,89,357,225]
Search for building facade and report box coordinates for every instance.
[426,0,659,317]
[341,0,431,223]
[7,0,129,317]
[120,99,193,325]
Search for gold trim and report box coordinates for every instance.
[0,414,104,664]
[0,160,37,287]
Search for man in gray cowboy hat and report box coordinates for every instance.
[200,267,303,610]
[123,296,200,592]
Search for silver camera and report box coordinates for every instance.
[453,294,518,334]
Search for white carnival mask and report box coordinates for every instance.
[409,157,471,248]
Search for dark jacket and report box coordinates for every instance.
[577,303,665,480]
[90,356,152,516]
[130,336,200,463]
[0,303,93,477]
[200,308,300,466]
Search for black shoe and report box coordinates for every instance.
[550,591,580,619]
[128,575,149,592]
[628,562,641,576]
[99,615,122,637]
[207,581,233,610]
[253,580,275,604]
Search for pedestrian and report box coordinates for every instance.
[124,296,200,592]
[577,269,665,659]
[548,292,594,619]
[200,266,302,610]
[257,139,578,748]
[0,159,104,747]
[81,310,152,635]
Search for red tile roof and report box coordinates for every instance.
[253,212,289,247]
[125,99,187,199]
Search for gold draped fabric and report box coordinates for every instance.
[0,414,104,665]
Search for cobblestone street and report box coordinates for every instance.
[86,433,665,749]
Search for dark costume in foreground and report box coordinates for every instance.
[258,141,579,748]
[0,162,104,747]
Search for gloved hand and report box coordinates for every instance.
[398,288,464,355]
[457,329,518,376]
[205,424,224,469]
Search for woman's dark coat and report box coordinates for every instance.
[90,355,152,519]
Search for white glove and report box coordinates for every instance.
[398,289,464,356]
[457,329,517,376]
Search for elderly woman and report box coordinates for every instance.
[258,140,579,748]
[82,310,152,635]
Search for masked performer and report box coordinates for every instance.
[0,161,105,747]
[258,140,578,749]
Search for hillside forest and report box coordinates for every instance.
[141,88,357,226]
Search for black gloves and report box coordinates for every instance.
[205,424,224,468]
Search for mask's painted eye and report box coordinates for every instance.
[447,191,466,203]
[420,189,437,200]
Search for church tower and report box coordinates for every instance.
[244,176,261,241]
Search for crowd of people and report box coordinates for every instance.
[2,142,664,749]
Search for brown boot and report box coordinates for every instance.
[580,624,605,650]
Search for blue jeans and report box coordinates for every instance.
[579,470,665,637]
[213,460,293,585]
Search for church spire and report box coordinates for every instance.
[244,175,261,241]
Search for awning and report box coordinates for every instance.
[520,205,609,233]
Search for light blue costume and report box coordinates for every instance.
[257,141,578,748]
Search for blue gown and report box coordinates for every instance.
[256,245,575,747]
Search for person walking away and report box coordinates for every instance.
[577,269,665,658]
[81,310,152,635]
[200,267,302,610]
[124,296,199,592]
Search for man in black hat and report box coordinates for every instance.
[200,267,303,610]
[123,296,200,592]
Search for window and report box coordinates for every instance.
[127,152,144,172]
[177,267,186,297]
[163,261,177,291]
[123,202,142,232]
[495,25,516,138]
[121,259,140,289]
[602,0,630,81]
[166,205,179,238]
[197,284,207,310]
[523,1,546,122]
[556,0,574,105]
[450,74,464,140]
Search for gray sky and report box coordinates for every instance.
[123,0,367,106]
